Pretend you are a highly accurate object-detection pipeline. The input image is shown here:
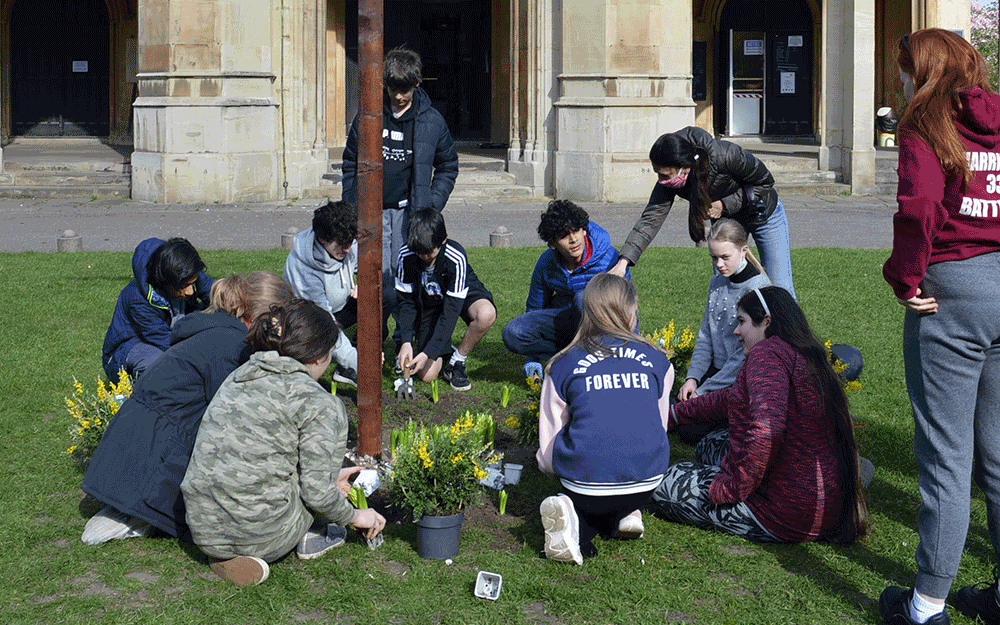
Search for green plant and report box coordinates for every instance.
[347,485,368,509]
[500,384,511,408]
[430,379,439,403]
[505,375,542,447]
[64,369,132,460]
[498,490,508,515]
[389,413,494,521]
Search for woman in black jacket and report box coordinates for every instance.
[80,272,293,544]
[609,127,795,298]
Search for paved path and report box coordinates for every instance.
[0,193,897,253]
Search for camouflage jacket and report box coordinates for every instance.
[181,350,354,553]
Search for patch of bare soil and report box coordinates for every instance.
[336,387,545,556]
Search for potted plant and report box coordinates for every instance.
[390,412,497,559]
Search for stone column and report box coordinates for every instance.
[554,0,695,202]
[132,0,318,203]
[842,0,877,193]
[508,0,556,196]
[272,0,328,197]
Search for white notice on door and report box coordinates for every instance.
[781,72,795,94]
[744,40,764,56]
[788,35,803,47]
[72,61,89,73]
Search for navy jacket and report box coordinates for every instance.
[101,238,213,380]
[342,87,459,211]
[82,310,251,540]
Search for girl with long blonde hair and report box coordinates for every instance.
[536,273,673,565]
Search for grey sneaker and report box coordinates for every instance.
[332,365,357,388]
[540,494,582,565]
[81,505,152,545]
[296,523,348,560]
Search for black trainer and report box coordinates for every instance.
[956,575,1000,624]
[332,365,357,388]
[879,586,951,625]
[446,360,471,391]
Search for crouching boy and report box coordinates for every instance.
[502,200,629,380]
[396,208,496,391]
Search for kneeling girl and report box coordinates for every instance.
[181,299,385,585]
[537,273,673,564]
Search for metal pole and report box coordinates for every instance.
[356,0,383,458]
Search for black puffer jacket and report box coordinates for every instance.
[342,87,458,211]
[620,126,778,265]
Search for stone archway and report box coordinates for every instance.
[0,0,136,143]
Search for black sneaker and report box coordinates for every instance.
[956,576,1000,624]
[879,586,951,625]
[332,365,357,388]
[446,360,471,391]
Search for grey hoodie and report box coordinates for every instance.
[284,228,358,371]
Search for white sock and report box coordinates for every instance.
[909,591,944,623]
[450,350,466,366]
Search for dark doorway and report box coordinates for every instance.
[345,0,491,141]
[716,0,813,137]
[10,0,110,136]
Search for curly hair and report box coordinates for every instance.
[537,200,589,244]
[312,200,357,246]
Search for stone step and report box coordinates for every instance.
[3,159,130,173]
[0,171,130,186]
[455,170,518,185]
[773,169,837,184]
[777,182,852,196]
[0,185,130,199]
[756,155,821,172]
[450,183,533,199]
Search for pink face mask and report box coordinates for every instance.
[658,169,689,188]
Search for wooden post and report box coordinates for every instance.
[356,0,383,458]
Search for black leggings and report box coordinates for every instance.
[562,489,655,552]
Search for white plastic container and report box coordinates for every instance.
[474,571,503,600]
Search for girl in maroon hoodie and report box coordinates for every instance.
[878,29,1000,625]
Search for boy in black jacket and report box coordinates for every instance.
[395,208,495,391]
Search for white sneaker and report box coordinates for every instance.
[81,505,152,545]
[540,494,583,565]
[617,511,644,539]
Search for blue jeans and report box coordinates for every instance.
[125,342,164,381]
[749,199,795,299]
[502,293,584,361]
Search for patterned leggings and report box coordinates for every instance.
[650,429,781,543]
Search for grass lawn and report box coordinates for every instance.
[0,246,995,624]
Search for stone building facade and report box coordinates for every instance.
[0,0,971,202]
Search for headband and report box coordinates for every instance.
[753,288,770,317]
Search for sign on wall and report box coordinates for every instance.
[72,60,88,73]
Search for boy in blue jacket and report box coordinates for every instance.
[102,237,212,380]
[502,200,629,379]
